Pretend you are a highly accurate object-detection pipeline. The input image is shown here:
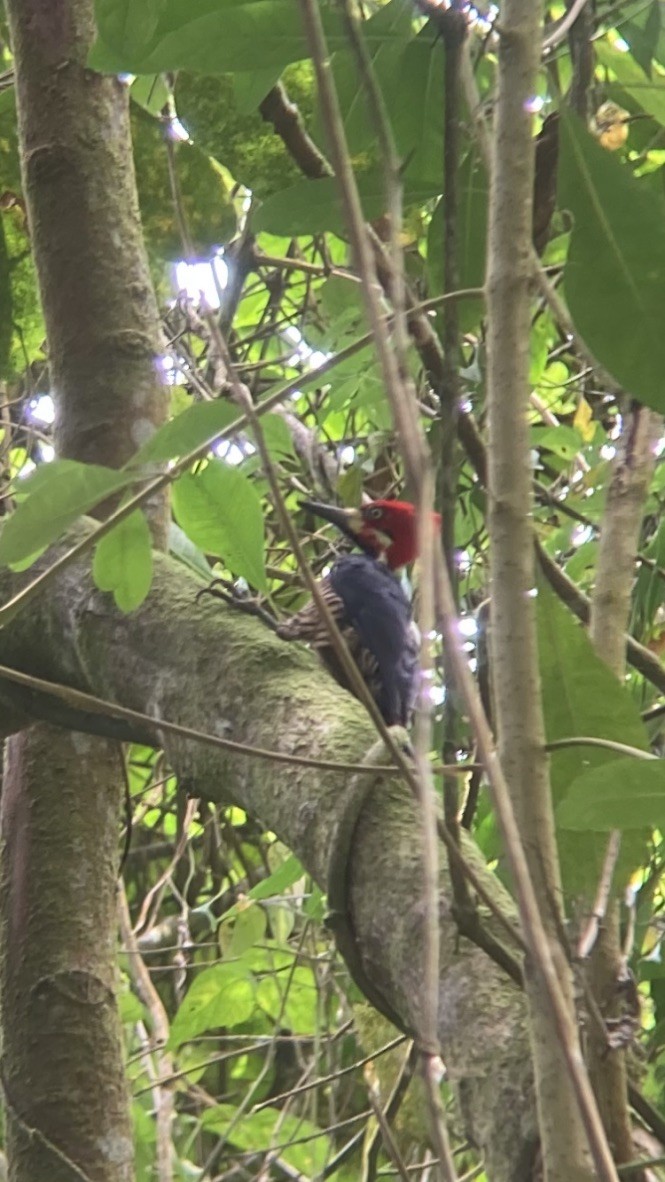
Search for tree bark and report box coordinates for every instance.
[5,0,168,538]
[1,1,168,1179]
[587,406,661,1170]
[0,533,539,1182]
[485,0,596,1176]
[0,728,133,1182]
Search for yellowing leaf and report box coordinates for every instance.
[573,396,596,442]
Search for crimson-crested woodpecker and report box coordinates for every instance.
[277,499,427,726]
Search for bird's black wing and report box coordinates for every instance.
[330,555,418,725]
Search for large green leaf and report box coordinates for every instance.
[255,171,440,237]
[96,0,161,57]
[558,757,665,830]
[172,460,267,589]
[256,964,318,1034]
[91,0,347,75]
[559,112,665,411]
[537,578,650,892]
[168,962,256,1049]
[322,0,414,157]
[130,398,240,466]
[0,461,134,567]
[92,509,153,612]
[623,1,661,76]
[385,21,445,189]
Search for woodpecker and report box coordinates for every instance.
[277,499,428,726]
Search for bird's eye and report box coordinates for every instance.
[366,506,384,521]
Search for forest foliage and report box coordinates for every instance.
[2,0,665,1177]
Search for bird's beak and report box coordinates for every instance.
[300,500,363,536]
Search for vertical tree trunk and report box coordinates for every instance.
[0,1,168,1179]
[6,0,168,509]
[1,730,134,1182]
[587,407,661,1170]
[486,0,597,1176]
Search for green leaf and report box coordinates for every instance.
[168,963,256,1049]
[92,510,153,611]
[559,112,665,411]
[257,964,318,1033]
[130,398,240,466]
[225,860,304,921]
[323,0,414,157]
[537,578,650,892]
[385,22,445,189]
[557,757,665,830]
[244,853,304,904]
[95,0,161,59]
[130,74,171,116]
[623,1,661,76]
[168,521,213,578]
[0,461,133,567]
[91,0,347,76]
[201,1103,331,1177]
[172,460,267,589]
[255,171,440,237]
[228,904,267,956]
[532,424,584,460]
[260,413,295,460]
[232,67,282,114]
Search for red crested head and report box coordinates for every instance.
[301,498,441,570]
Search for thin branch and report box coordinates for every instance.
[577,831,622,961]
[118,884,175,1182]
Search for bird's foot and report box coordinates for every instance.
[196,578,278,631]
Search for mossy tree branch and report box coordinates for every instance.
[0,530,538,1182]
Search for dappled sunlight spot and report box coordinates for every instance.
[284,324,331,371]
[155,353,186,386]
[572,524,594,547]
[214,439,255,467]
[167,116,190,143]
[173,254,228,310]
[28,393,55,425]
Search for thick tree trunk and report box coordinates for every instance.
[1,1,168,1179]
[0,534,539,1182]
[6,0,168,531]
[0,728,133,1182]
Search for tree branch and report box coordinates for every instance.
[0,532,536,1182]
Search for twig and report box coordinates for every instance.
[545,737,656,760]
[577,831,622,961]
[118,884,175,1182]
[419,1053,460,1182]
